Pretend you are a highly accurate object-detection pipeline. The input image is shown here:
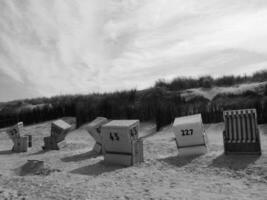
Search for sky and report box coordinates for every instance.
[0,0,267,102]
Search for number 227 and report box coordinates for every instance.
[181,129,193,136]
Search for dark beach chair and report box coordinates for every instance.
[223,109,262,155]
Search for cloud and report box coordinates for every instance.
[0,0,108,97]
[0,0,267,101]
[0,70,41,102]
[104,0,267,86]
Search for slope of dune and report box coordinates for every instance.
[181,81,267,101]
[0,119,266,200]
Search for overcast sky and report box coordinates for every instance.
[0,0,267,102]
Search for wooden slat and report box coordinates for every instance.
[251,112,257,142]
[229,112,233,142]
[237,111,242,143]
[240,111,246,142]
[224,113,230,141]
[245,110,251,142]
[232,111,237,143]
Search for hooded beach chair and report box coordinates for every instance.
[6,122,32,152]
[223,109,262,155]
[102,120,144,166]
[84,117,108,154]
[43,119,72,150]
[172,114,208,156]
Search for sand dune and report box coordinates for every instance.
[181,81,267,101]
[0,119,266,200]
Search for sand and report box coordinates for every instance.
[181,81,267,101]
[0,119,266,200]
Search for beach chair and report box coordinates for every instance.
[43,119,72,150]
[223,109,262,155]
[84,117,108,154]
[6,122,32,152]
[102,120,143,166]
[172,114,208,156]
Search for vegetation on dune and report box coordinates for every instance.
[155,70,267,90]
[0,70,267,130]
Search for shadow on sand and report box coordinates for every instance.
[15,160,45,176]
[210,153,260,170]
[158,154,201,167]
[61,150,99,162]
[70,160,124,176]
[0,149,13,155]
[29,149,50,156]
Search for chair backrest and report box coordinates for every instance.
[173,114,206,148]
[102,120,139,154]
[84,117,108,143]
[51,120,71,142]
[223,109,258,143]
[6,122,23,142]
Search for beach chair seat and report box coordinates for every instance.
[12,136,28,152]
[223,109,261,155]
[172,114,208,156]
[102,120,144,166]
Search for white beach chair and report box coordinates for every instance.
[102,120,143,166]
[172,114,208,156]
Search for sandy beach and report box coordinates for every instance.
[0,119,266,200]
